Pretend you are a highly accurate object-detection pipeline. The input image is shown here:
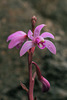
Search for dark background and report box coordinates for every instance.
[0,0,67,100]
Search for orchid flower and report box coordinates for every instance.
[7,31,28,49]
[7,17,56,100]
[20,24,56,56]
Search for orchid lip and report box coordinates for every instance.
[39,43,43,48]
[34,36,45,44]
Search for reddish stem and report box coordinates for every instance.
[32,61,42,80]
[28,16,37,100]
[28,49,33,100]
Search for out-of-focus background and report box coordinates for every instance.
[0,0,67,100]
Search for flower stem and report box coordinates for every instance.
[28,49,34,100]
[28,16,37,100]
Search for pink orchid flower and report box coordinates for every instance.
[7,31,28,49]
[20,24,56,56]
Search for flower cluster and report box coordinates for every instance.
[7,24,56,56]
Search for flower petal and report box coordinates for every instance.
[7,31,26,42]
[41,32,54,39]
[44,40,56,54]
[34,24,46,37]
[28,30,34,40]
[8,35,27,49]
[16,42,22,49]
[20,41,35,56]
[8,38,22,49]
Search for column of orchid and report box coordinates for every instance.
[7,16,56,100]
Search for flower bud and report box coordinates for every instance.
[40,76,50,92]
[32,61,50,92]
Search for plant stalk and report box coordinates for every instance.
[28,16,37,100]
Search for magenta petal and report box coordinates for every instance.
[8,38,22,49]
[8,34,27,49]
[20,41,35,56]
[44,40,56,54]
[7,31,26,42]
[34,24,46,37]
[16,42,22,49]
[28,30,34,40]
[41,32,54,39]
